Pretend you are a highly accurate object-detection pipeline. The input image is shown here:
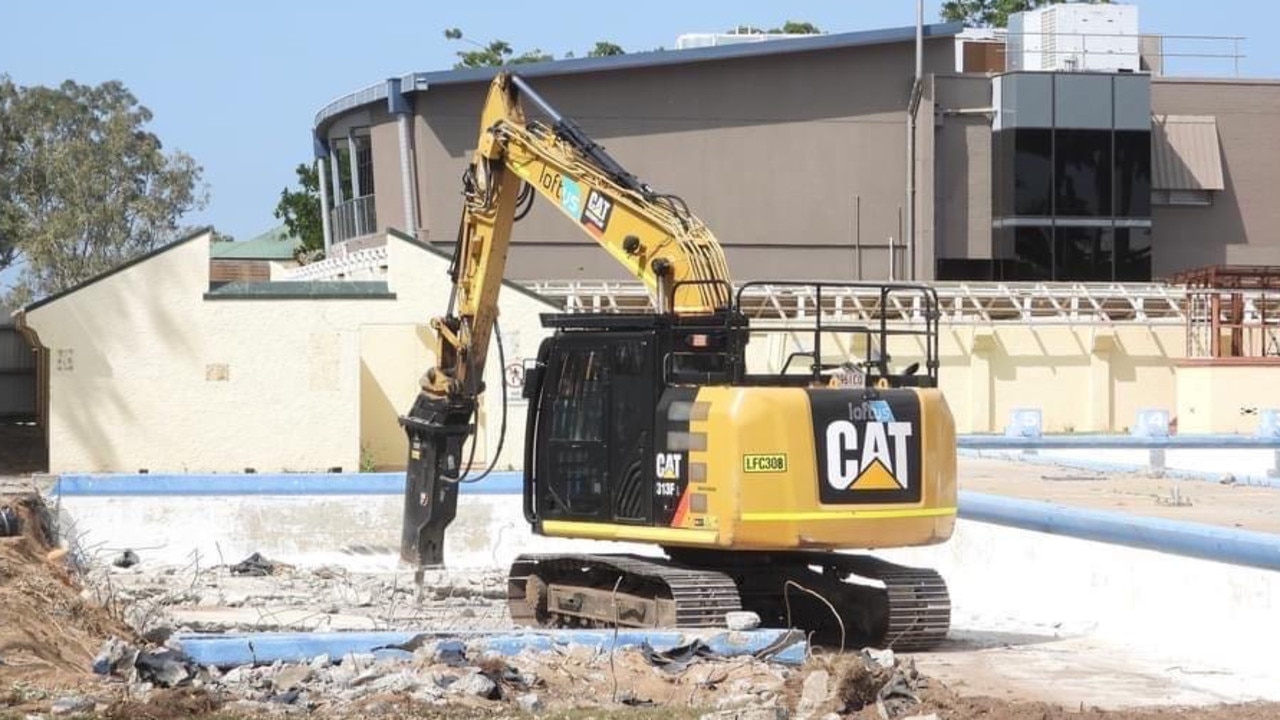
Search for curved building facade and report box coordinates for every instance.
[312,17,1280,285]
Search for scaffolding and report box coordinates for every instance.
[1168,266,1280,360]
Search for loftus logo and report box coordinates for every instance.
[811,393,922,504]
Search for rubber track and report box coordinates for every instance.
[508,553,742,627]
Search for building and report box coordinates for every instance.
[209,225,303,287]
[13,228,558,474]
[309,6,1274,285]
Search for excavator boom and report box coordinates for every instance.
[402,71,734,566]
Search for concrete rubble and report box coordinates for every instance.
[40,551,947,717]
[77,631,931,718]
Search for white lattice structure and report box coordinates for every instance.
[278,246,389,282]
[524,280,1197,325]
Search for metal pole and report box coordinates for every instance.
[906,0,923,281]
[855,194,862,280]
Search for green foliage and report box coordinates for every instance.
[588,41,625,57]
[727,21,823,34]
[0,74,207,306]
[940,0,1110,28]
[443,29,625,68]
[444,28,554,68]
[273,162,325,260]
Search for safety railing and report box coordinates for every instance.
[330,194,377,244]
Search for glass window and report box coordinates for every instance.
[1055,227,1114,282]
[1011,226,1054,281]
[550,349,610,442]
[1055,129,1113,217]
[1116,228,1153,281]
[1013,129,1053,216]
[1114,130,1151,218]
[992,130,1010,219]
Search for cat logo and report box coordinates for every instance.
[823,418,914,491]
[656,452,683,480]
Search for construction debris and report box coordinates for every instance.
[230,551,284,577]
[111,549,139,568]
[0,504,20,537]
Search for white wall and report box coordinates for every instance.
[23,231,558,474]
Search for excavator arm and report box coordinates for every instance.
[401,71,734,566]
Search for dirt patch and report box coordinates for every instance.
[97,686,226,720]
[0,492,133,685]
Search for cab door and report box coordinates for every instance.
[534,333,655,526]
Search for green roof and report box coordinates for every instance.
[204,281,395,300]
[212,226,301,261]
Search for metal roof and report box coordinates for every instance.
[211,225,301,261]
[313,21,965,135]
[1152,114,1225,191]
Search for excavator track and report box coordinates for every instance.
[507,553,742,629]
[506,550,950,650]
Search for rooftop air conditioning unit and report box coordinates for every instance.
[1008,3,1140,72]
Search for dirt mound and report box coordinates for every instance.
[0,492,134,685]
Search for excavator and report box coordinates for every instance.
[399,71,957,650]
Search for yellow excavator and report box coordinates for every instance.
[400,71,957,650]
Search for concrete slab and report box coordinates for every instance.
[960,455,1280,534]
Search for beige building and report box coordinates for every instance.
[14,229,558,474]
[311,14,1278,285]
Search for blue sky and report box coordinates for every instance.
[0,0,1275,249]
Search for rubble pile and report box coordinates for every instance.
[0,493,135,685]
[95,556,514,636]
[78,633,936,719]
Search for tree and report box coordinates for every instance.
[443,29,625,68]
[940,0,1110,28]
[444,28,554,68]
[273,162,325,260]
[727,21,823,35]
[0,75,207,306]
[588,41,625,58]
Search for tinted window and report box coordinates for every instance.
[1114,130,1152,218]
[1012,226,1054,281]
[1116,227,1153,281]
[1056,129,1113,217]
[550,349,609,442]
[1055,227,1114,282]
[1013,129,1053,216]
